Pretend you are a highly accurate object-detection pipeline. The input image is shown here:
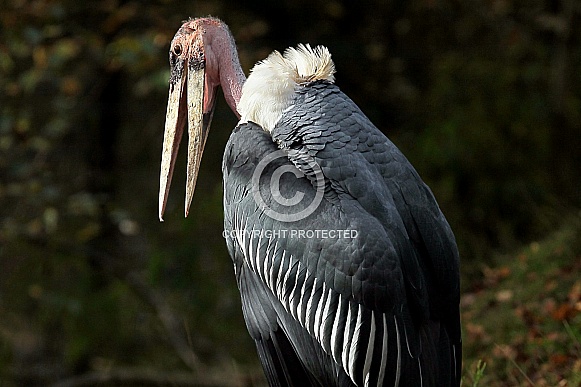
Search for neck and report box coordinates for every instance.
[219,42,246,118]
[206,24,246,118]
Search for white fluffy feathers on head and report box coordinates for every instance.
[237,44,335,132]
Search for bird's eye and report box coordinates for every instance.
[173,44,182,56]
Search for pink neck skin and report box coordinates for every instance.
[202,24,246,119]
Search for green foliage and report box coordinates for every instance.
[1,0,580,384]
[463,359,487,387]
[462,215,581,386]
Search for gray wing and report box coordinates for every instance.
[223,125,357,386]
[223,82,460,386]
[274,81,461,385]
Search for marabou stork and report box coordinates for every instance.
[159,17,461,387]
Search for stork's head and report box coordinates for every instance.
[159,17,242,221]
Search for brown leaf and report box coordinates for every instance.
[482,265,511,286]
[493,344,517,359]
[549,353,568,366]
[497,266,511,278]
[466,323,490,342]
[551,303,577,321]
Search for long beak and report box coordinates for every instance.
[159,62,213,221]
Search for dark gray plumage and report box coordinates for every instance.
[222,81,461,386]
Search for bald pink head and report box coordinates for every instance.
[169,17,245,117]
[160,17,247,220]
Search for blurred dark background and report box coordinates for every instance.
[1,0,580,386]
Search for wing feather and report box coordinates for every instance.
[223,80,461,386]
